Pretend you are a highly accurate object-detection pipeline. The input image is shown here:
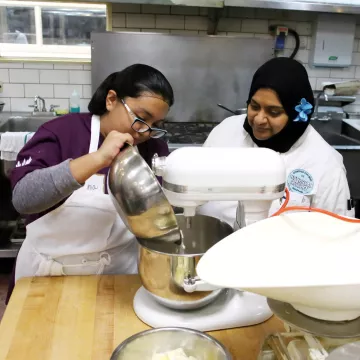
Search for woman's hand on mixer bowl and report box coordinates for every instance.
[70,131,134,184]
[95,130,134,168]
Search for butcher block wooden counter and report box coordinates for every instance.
[0,275,284,360]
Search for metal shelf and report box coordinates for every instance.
[0,242,21,258]
[225,0,360,14]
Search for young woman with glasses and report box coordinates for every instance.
[10,63,174,282]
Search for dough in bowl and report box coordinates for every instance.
[152,348,197,360]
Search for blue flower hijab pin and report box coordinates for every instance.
[294,98,313,122]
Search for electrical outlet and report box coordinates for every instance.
[0,82,3,93]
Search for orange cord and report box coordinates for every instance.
[271,188,360,223]
[271,188,290,217]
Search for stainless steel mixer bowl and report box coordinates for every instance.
[110,327,232,360]
[138,214,234,310]
[108,144,181,243]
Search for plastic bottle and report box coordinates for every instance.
[69,89,80,113]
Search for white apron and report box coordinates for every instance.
[15,115,138,281]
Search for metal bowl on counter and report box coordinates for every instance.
[138,214,233,310]
[110,327,232,360]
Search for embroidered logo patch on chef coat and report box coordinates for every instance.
[287,169,314,195]
[15,157,32,167]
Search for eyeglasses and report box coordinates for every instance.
[121,99,167,139]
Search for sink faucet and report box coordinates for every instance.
[29,96,49,114]
[313,91,329,121]
[35,96,47,112]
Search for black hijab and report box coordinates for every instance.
[243,57,314,153]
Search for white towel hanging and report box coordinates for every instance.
[0,132,34,161]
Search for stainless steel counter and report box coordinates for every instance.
[0,243,21,258]
[0,112,30,124]
[344,119,360,132]
[225,0,360,14]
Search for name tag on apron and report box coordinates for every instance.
[270,168,317,216]
[85,174,105,193]
[287,192,312,207]
[270,192,312,216]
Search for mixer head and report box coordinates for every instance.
[152,147,286,217]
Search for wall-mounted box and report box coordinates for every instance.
[310,14,356,68]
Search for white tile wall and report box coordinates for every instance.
[254,33,273,40]
[144,29,169,34]
[0,63,22,69]
[0,69,9,83]
[82,85,93,99]
[330,66,357,79]
[1,5,360,112]
[24,62,53,69]
[268,20,297,30]
[40,70,68,84]
[113,13,126,27]
[0,63,92,112]
[356,66,360,78]
[352,53,360,66]
[308,77,317,89]
[54,64,84,70]
[353,39,359,53]
[296,22,312,36]
[79,98,91,112]
[113,27,141,32]
[227,7,255,19]
[170,29,198,35]
[241,19,268,33]
[25,84,54,98]
[185,16,208,30]
[10,69,38,84]
[0,98,11,111]
[43,98,71,111]
[10,98,32,112]
[1,84,24,98]
[127,14,155,28]
[69,70,91,85]
[356,25,360,38]
[304,64,330,78]
[156,15,184,29]
[218,18,241,32]
[142,4,170,14]
[112,4,140,13]
[54,84,83,99]
[171,6,199,16]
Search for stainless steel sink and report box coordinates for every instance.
[321,132,360,147]
[312,119,360,147]
[0,115,55,133]
[0,115,55,178]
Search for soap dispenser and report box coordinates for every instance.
[70,89,80,113]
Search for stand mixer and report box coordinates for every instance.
[109,145,360,356]
[120,146,287,331]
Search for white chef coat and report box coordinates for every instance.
[197,114,354,227]
[15,115,138,281]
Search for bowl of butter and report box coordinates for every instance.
[110,327,231,360]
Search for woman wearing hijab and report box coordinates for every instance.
[199,57,354,227]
